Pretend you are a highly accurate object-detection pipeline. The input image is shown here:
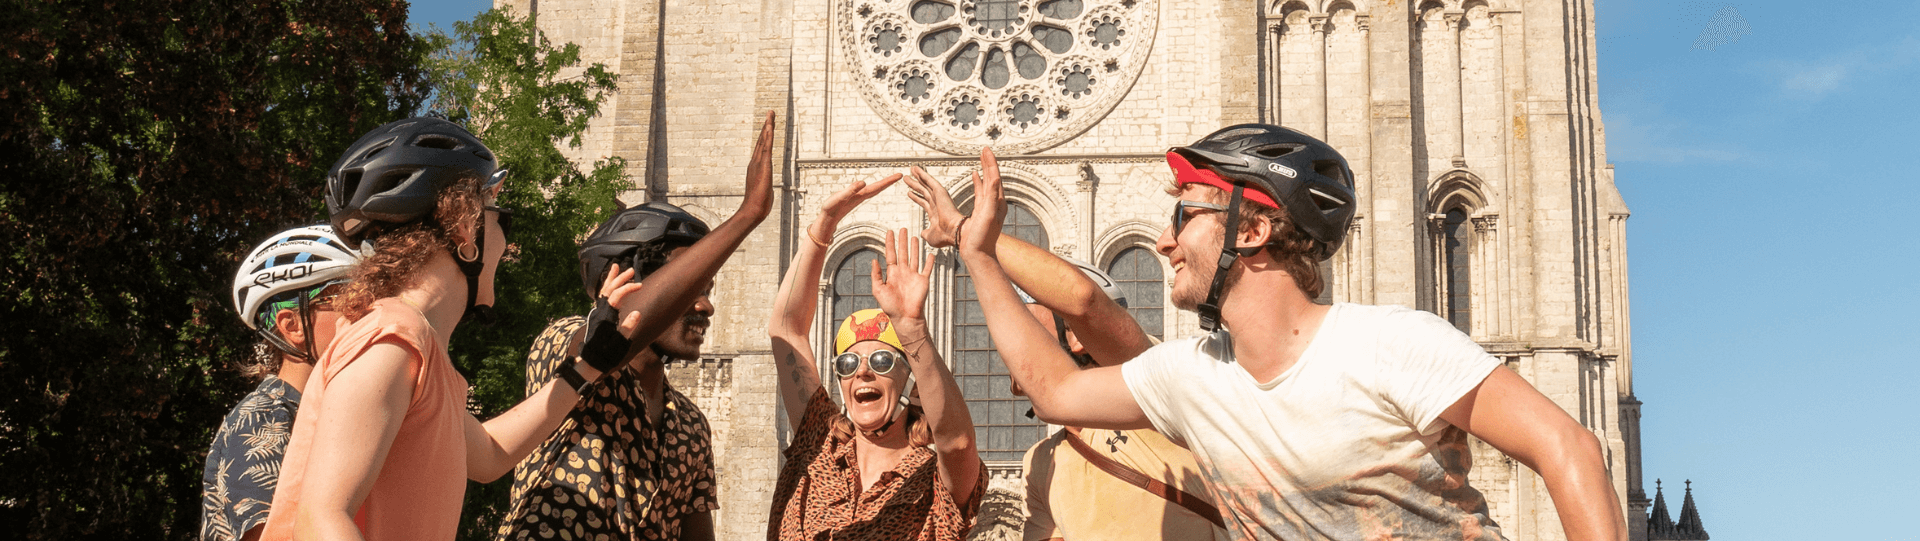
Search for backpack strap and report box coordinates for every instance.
[1061,428,1226,529]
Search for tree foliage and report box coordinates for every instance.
[416,8,625,539]
[0,0,429,537]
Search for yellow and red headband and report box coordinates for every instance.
[834,308,905,355]
[1165,151,1280,209]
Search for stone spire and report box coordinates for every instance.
[1647,479,1677,539]
[1673,480,1711,540]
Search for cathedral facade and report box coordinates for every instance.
[502,0,1645,538]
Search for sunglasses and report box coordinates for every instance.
[833,349,901,379]
[485,205,515,238]
[1170,199,1229,236]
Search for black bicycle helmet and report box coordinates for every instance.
[577,201,711,299]
[1168,123,1357,259]
[326,117,502,245]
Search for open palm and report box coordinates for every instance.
[870,228,932,321]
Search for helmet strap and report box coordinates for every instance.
[855,403,905,439]
[297,293,319,363]
[453,208,492,325]
[1197,186,1246,333]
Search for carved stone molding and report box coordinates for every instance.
[840,0,1159,155]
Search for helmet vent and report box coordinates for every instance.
[373,170,415,195]
[1312,159,1349,185]
[1252,144,1302,158]
[338,170,364,202]
[1308,187,1348,210]
[412,134,463,150]
[1215,127,1266,140]
[358,137,396,162]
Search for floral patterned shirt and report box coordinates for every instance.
[497,316,719,541]
[769,388,986,541]
[200,374,299,541]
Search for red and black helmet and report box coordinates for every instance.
[1168,123,1357,259]
[326,118,502,245]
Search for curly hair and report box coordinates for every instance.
[336,176,485,321]
[1169,181,1327,299]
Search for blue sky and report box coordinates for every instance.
[411,1,1918,538]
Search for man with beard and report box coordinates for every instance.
[952,126,1626,541]
[497,114,776,541]
[495,199,726,541]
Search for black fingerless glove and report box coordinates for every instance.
[578,296,631,372]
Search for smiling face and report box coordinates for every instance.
[1158,184,1231,311]
[837,340,910,431]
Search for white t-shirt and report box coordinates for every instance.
[1121,303,1507,541]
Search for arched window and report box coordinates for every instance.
[832,248,883,323]
[1441,208,1471,331]
[953,203,1049,462]
[829,247,884,402]
[1105,246,1163,340]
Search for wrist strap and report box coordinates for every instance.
[557,357,592,395]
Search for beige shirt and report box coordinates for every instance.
[1022,426,1229,541]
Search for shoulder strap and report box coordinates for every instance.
[1061,428,1226,528]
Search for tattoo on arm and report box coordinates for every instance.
[786,352,803,384]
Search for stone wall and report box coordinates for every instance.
[519,0,1641,538]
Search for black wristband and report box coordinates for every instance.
[579,297,631,372]
[557,358,592,395]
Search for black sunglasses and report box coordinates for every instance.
[485,205,515,238]
[833,349,901,378]
[1170,200,1229,236]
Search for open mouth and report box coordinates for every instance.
[851,387,884,404]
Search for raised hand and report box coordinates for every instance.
[580,265,645,372]
[902,166,967,249]
[809,174,901,244]
[738,111,778,223]
[958,147,1006,257]
[870,228,934,322]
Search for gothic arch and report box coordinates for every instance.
[1093,219,1164,267]
[1426,169,1494,216]
[823,223,890,266]
[945,162,1074,250]
[1424,169,1506,339]
[1267,0,1313,17]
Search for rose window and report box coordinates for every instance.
[845,0,1159,154]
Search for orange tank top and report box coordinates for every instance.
[260,298,470,540]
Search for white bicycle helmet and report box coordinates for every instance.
[231,225,366,358]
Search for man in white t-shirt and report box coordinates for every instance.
[943,126,1627,541]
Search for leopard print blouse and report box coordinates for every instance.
[497,316,719,541]
[769,388,986,541]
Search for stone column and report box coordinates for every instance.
[1076,162,1097,262]
[1307,15,1329,138]
[1442,9,1466,166]
[1366,1,1416,307]
[1472,214,1500,339]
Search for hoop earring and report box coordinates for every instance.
[457,241,480,262]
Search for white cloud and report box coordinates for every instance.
[1771,36,1919,99]
[1780,64,1850,96]
[1603,114,1742,164]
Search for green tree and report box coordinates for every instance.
[0,0,429,537]
[415,8,625,539]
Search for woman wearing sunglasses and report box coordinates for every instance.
[766,176,985,541]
